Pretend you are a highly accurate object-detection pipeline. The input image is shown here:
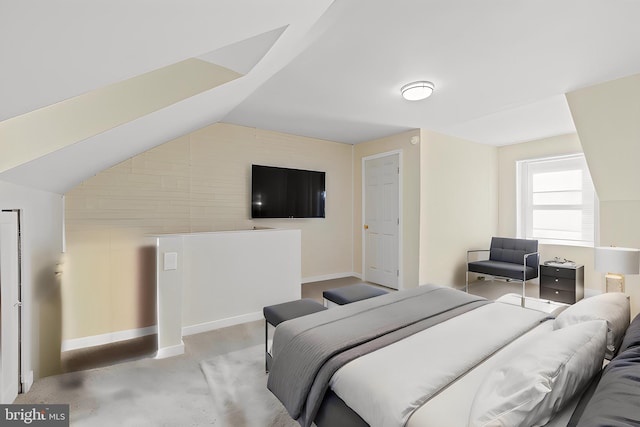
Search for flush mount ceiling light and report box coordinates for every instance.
[401,81,434,101]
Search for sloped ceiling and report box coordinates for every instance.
[3,0,640,194]
[567,74,640,202]
[0,0,335,193]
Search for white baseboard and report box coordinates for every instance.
[155,341,184,359]
[302,272,360,284]
[61,325,158,352]
[182,311,263,336]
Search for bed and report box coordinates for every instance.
[266,284,634,427]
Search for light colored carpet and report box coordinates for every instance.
[16,354,218,426]
[200,345,297,427]
[18,342,299,426]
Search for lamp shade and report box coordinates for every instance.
[594,246,640,275]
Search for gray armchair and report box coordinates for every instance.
[466,237,539,305]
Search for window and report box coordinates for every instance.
[517,154,597,247]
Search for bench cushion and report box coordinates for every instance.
[263,298,327,327]
[468,260,538,281]
[323,283,388,305]
[489,237,538,269]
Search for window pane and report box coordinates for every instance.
[517,154,595,246]
[533,210,581,232]
[532,170,582,192]
[532,191,582,205]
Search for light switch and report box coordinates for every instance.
[164,252,178,271]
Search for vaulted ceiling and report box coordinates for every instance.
[2,0,640,194]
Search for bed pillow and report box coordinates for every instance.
[468,320,607,427]
[553,292,629,359]
[617,312,640,355]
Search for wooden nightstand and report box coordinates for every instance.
[539,264,584,304]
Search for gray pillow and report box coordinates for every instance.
[617,312,640,355]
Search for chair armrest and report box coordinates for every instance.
[522,251,540,279]
[467,249,490,263]
[523,251,539,263]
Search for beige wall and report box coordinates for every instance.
[567,75,640,316]
[600,201,640,316]
[420,130,498,288]
[353,130,421,289]
[496,133,599,292]
[64,123,352,341]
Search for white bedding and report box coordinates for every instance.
[406,320,582,427]
[329,303,549,427]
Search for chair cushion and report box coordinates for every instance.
[263,298,327,327]
[323,283,388,305]
[468,259,538,281]
[489,237,539,269]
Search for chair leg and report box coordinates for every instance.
[521,281,526,307]
[465,271,469,293]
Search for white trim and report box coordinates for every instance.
[155,341,184,359]
[361,150,403,290]
[301,272,358,284]
[22,371,33,393]
[61,195,66,253]
[181,311,263,336]
[351,145,355,279]
[61,325,158,352]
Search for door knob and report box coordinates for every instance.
[364,224,369,230]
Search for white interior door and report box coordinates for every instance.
[363,153,400,289]
[0,211,20,403]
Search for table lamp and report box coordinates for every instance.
[594,246,640,293]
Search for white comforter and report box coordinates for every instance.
[329,303,549,427]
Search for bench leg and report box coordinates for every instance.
[265,320,269,373]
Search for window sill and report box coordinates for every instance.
[537,239,594,248]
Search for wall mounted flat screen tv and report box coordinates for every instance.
[251,165,326,218]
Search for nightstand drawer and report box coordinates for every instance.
[540,276,575,292]
[540,287,575,305]
[540,265,576,279]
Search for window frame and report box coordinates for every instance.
[516,153,598,247]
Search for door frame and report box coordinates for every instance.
[1,210,30,394]
[0,209,26,401]
[361,150,403,289]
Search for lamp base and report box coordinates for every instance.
[605,273,625,293]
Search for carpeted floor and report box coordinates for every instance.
[16,320,275,426]
[200,345,297,427]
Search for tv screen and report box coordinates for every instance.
[251,165,326,218]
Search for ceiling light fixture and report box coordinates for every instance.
[401,81,434,101]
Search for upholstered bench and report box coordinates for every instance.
[263,298,327,372]
[323,283,388,307]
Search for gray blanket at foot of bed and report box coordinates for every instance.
[267,285,489,427]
